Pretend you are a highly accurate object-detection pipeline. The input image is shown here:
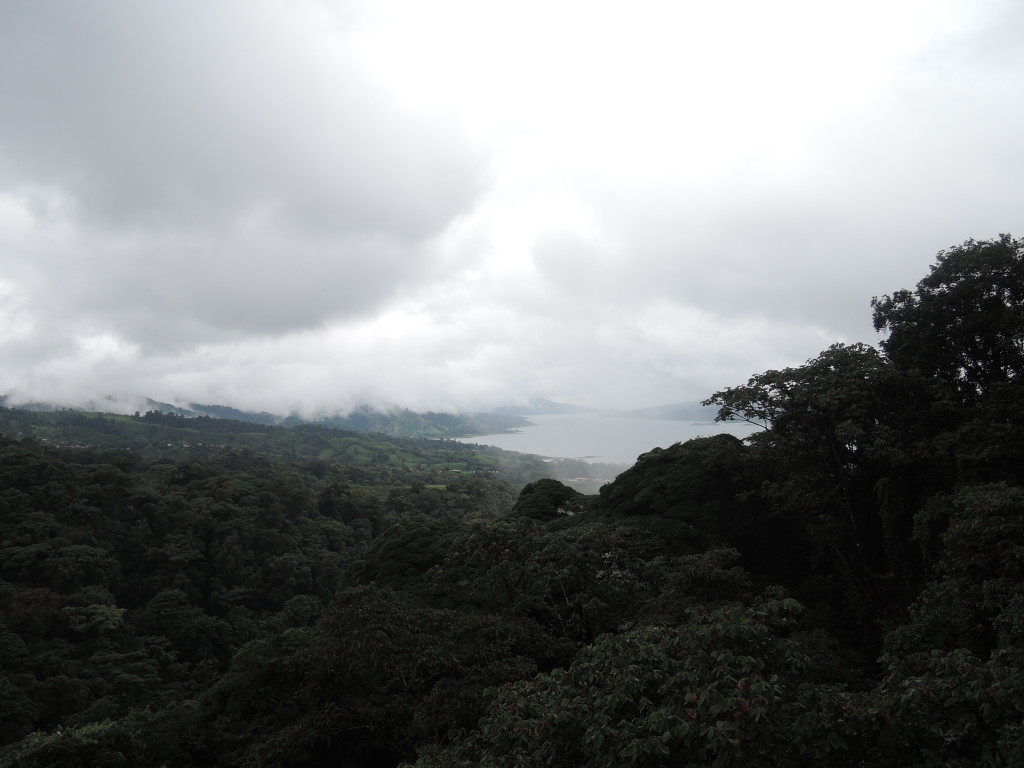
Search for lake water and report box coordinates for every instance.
[456,412,758,466]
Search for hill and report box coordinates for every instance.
[0,396,530,439]
[491,398,599,416]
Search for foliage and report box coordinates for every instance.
[597,435,758,555]
[176,586,560,767]
[346,515,470,598]
[410,597,865,768]
[512,477,590,520]
[0,427,539,761]
[4,235,1024,767]
[872,233,1024,398]
[702,343,949,646]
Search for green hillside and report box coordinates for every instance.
[0,399,531,440]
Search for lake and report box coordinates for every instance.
[456,412,758,466]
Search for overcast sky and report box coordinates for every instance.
[1,0,1022,414]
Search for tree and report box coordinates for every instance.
[598,435,753,544]
[429,516,648,645]
[409,597,867,768]
[512,478,588,521]
[347,515,469,598]
[703,344,932,617]
[878,481,1024,768]
[872,235,1024,488]
[872,234,1024,398]
[177,586,560,767]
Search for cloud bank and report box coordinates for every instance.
[1,0,1022,413]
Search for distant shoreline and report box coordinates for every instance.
[455,412,757,466]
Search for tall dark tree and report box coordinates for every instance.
[705,348,927,564]
[871,234,1024,399]
[874,235,1024,489]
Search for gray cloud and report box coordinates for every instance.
[0,1,484,351]
[1,2,481,233]
[1,1,1023,414]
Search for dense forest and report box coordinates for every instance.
[2,235,1023,766]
